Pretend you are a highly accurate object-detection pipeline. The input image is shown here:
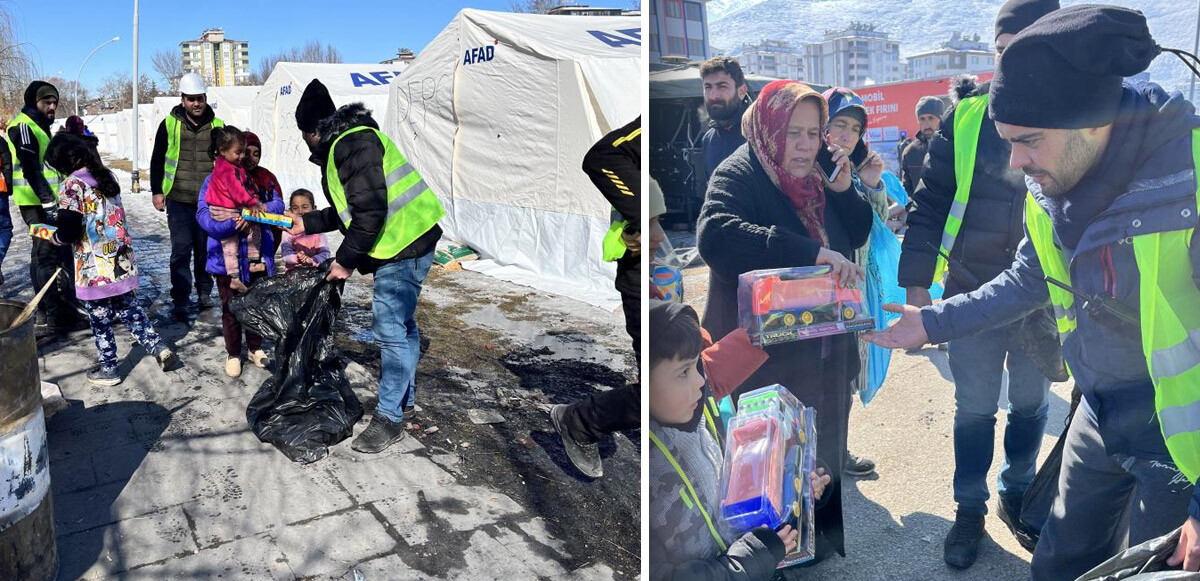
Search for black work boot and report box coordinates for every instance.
[550,404,602,478]
[944,508,986,569]
[351,414,407,454]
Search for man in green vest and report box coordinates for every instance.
[287,79,444,454]
[867,6,1200,578]
[8,80,88,338]
[896,0,1059,568]
[150,72,221,320]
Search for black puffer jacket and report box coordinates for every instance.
[898,79,1028,298]
[303,103,442,274]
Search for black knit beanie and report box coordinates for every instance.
[995,0,1060,40]
[915,96,946,119]
[295,79,336,133]
[990,5,1160,129]
[24,81,59,109]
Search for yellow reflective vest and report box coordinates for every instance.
[1024,128,1200,484]
[6,113,62,208]
[325,126,444,261]
[161,115,223,196]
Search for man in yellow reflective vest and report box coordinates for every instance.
[867,6,1200,578]
[149,73,221,320]
[8,80,88,338]
[548,118,641,478]
[896,0,1060,568]
[287,80,444,455]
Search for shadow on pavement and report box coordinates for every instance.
[48,399,172,580]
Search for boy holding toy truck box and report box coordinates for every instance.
[649,301,831,580]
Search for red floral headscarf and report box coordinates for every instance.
[742,80,831,247]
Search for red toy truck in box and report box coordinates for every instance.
[738,266,874,346]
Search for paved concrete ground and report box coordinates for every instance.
[1,174,639,580]
[676,242,1068,580]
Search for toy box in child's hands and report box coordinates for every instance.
[737,266,875,347]
[29,223,57,241]
[240,209,293,229]
[718,384,817,567]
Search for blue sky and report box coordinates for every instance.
[10,1,519,89]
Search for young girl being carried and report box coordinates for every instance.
[206,125,266,293]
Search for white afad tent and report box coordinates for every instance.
[251,62,407,197]
[385,9,641,310]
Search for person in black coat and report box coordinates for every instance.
[696,79,873,561]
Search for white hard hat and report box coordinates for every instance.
[179,73,207,96]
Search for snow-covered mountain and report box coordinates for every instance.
[708,0,1197,94]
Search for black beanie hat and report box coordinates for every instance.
[916,96,946,119]
[990,5,1159,129]
[24,81,59,109]
[995,0,1060,40]
[295,79,336,133]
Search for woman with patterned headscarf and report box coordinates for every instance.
[696,79,874,561]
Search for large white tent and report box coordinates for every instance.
[385,9,641,310]
[251,62,408,198]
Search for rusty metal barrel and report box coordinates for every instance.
[0,299,57,580]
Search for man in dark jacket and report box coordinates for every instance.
[868,6,1200,578]
[8,81,87,336]
[899,95,945,195]
[699,57,750,177]
[150,73,221,320]
[896,0,1059,569]
[550,118,641,479]
[288,80,443,455]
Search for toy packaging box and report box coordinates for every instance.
[240,209,293,229]
[29,223,57,241]
[738,266,875,347]
[718,384,818,568]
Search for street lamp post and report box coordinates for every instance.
[131,0,140,192]
[75,36,120,117]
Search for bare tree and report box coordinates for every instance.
[509,0,564,13]
[255,40,342,83]
[0,1,37,119]
[43,76,90,117]
[97,73,161,111]
[151,48,183,93]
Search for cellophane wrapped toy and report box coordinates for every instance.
[738,266,875,347]
[718,384,818,568]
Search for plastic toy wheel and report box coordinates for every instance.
[783,312,796,326]
[843,306,856,320]
[800,311,814,325]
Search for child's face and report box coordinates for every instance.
[649,355,705,425]
[222,142,245,164]
[289,197,314,216]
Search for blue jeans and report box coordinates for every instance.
[372,249,434,423]
[948,321,1050,513]
[0,195,12,274]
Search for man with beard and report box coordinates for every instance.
[894,0,1060,569]
[900,95,945,195]
[8,80,89,338]
[868,5,1200,578]
[699,57,749,177]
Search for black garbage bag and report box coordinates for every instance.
[230,263,363,464]
[1016,387,1084,553]
[1074,528,1195,580]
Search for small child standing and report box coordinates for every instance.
[280,189,330,271]
[206,125,265,293]
[45,132,181,386]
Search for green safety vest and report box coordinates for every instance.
[326,126,444,261]
[649,396,726,551]
[933,94,990,282]
[1024,127,1200,484]
[161,115,223,196]
[603,213,629,262]
[6,113,62,208]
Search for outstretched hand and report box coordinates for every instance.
[285,211,306,236]
[1168,517,1200,571]
[861,303,930,350]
